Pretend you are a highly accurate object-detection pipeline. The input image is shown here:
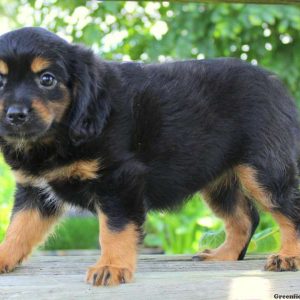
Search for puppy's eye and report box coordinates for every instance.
[40,73,56,88]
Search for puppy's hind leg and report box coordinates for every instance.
[236,164,300,271]
[194,172,259,261]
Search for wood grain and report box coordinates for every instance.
[0,253,298,299]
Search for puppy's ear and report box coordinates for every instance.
[68,46,111,145]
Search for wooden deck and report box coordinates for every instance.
[1,252,299,299]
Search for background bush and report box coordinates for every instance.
[0,1,299,253]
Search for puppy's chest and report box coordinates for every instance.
[13,159,101,207]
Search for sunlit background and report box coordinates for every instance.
[1,0,300,254]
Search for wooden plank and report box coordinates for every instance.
[0,254,299,300]
[36,251,268,260]
[150,0,300,4]
[5,257,267,276]
[1,274,299,300]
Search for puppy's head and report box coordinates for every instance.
[0,27,110,146]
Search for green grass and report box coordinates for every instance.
[0,155,15,241]
[42,217,99,250]
[144,194,280,254]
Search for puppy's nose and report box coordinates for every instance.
[6,105,29,125]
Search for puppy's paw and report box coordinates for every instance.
[264,254,300,271]
[192,249,215,261]
[0,255,18,273]
[0,245,23,273]
[86,264,133,286]
[192,248,237,261]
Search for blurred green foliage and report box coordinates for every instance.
[0,1,299,253]
[0,156,15,241]
[145,194,279,254]
[43,217,99,250]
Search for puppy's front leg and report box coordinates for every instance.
[86,161,146,286]
[0,185,62,272]
[86,212,142,286]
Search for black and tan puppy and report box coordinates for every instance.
[0,27,300,286]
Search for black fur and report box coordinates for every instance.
[238,200,260,260]
[1,27,300,260]
[68,45,111,144]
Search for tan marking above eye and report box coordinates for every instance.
[0,60,8,75]
[31,57,51,73]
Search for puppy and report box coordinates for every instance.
[0,27,300,286]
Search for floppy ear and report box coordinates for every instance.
[68,46,111,145]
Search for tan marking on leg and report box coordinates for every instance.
[0,60,8,75]
[13,160,100,185]
[274,213,300,256]
[234,166,300,271]
[31,99,54,125]
[196,189,252,261]
[31,57,51,73]
[86,212,139,286]
[235,166,300,270]
[235,165,275,210]
[265,212,300,271]
[0,209,59,272]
